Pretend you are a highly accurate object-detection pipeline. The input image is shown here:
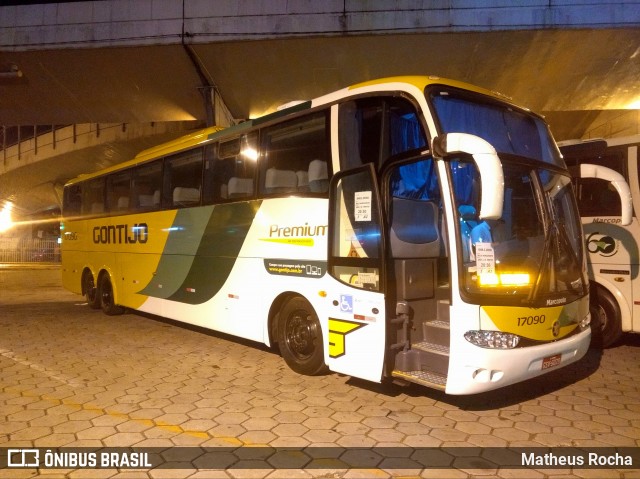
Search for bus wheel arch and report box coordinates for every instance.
[81,268,100,309]
[275,294,327,376]
[97,270,125,316]
[268,293,294,347]
[590,282,623,348]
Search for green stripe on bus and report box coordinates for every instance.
[138,206,215,298]
[168,200,261,305]
[140,201,261,305]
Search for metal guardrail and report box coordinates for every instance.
[0,238,60,263]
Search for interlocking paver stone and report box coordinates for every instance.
[1,267,640,478]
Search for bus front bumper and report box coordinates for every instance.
[445,327,591,395]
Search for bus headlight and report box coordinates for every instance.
[464,330,520,349]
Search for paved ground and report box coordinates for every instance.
[0,266,639,478]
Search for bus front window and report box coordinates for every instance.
[451,160,586,306]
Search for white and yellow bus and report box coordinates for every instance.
[62,76,592,394]
[560,135,638,347]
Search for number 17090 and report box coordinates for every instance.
[518,315,546,327]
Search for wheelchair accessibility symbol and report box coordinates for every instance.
[340,295,353,313]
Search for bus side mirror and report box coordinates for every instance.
[579,163,633,226]
[432,133,504,220]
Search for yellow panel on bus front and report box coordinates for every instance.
[480,297,587,341]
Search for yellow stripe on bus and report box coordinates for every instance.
[480,300,584,341]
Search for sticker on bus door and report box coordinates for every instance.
[354,191,372,221]
[475,242,495,274]
[324,286,386,382]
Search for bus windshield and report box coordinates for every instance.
[429,86,564,167]
[449,160,586,306]
[429,87,586,306]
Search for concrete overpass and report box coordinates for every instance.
[1,0,639,221]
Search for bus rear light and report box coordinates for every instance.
[465,330,520,349]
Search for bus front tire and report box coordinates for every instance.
[99,274,125,316]
[82,271,101,310]
[590,284,622,348]
[277,296,327,376]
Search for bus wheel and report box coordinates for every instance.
[99,274,125,316]
[82,271,100,309]
[590,284,622,348]
[278,296,326,376]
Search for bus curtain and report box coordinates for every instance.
[389,113,438,201]
[432,95,545,161]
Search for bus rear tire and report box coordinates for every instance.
[99,274,125,316]
[590,284,622,348]
[277,296,326,376]
[82,270,100,310]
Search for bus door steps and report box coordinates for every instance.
[422,319,450,346]
[392,369,446,390]
[413,341,449,376]
[436,298,450,322]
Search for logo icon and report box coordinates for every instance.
[552,320,561,337]
[7,449,40,468]
[339,295,353,312]
[328,318,366,358]
[587,233,618,257]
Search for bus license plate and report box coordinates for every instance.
[541,354,562,370]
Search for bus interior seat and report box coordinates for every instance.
[138,190,161,208]
[265,168,298,194]
[173,187,200,205]
[458,204,478,260]
[389,197,440,258]
[227,177,253,198]
[91,203,104,214]
[308,159,329,193]
[296,170,309,192]
[116,196,129,210]
[459,205,478,237]
[138,194,154,207]
[471,221,493,244]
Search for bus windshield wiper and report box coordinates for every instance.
[525,224,555,307]
[555,224,586,295]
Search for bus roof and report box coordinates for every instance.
[350,75,512,102]
[64,76,521,187]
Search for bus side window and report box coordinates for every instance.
[339,97,427,171]
[63,184,82,217]
[202,144,217,204]
[81,178,105,216]
[134,161,162,211]
[576,178,622,217]
[260,111,330,196]
[567,148,627,217]
[106,170,132,213]
[164,148,204,208]
[212,133,257,202]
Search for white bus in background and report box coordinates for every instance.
[560,135,638,347]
